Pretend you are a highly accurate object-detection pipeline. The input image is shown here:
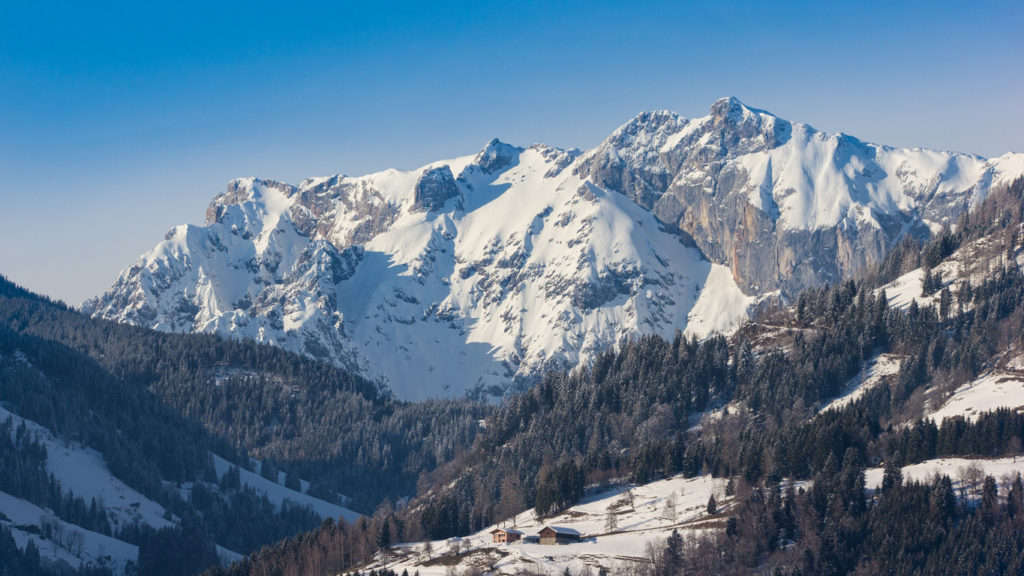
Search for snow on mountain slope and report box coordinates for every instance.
[0,405,180,573]
[211,454,360,523]
[0,405,174,532]
[370,474,728,576]
[819,353,904,414]
[85,98,1024,400]
[928,370,1024,423]
[878,205,1024,313]
[0,402,347,571]
[375,456,1024,576]
[86,140,750,399]
[0,489,138,574]
[584,97,1024,298]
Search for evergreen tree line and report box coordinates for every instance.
[0,524,115,576]
[0,322,338,573]
[653,461,1024,575]
[0,417,107,536]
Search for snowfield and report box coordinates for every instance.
[878,223,1024,313]
[0,405,173,532]
[0,489,138,574]
[873,232,1024,424]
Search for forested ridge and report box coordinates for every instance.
[0,280,489,508]
[0,276,487,575]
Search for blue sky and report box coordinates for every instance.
[1,0,1022,304]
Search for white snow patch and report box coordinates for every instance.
[820,354,903,414]
[683,265,755,339]
[928,372,1024,422]
[866,456,1024,493]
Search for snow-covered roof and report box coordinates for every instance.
[540,526,581,536]
[490,528,525,535]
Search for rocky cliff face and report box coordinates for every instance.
[85,98,1024,399]
[581,97,1023,298]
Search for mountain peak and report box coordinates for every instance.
[712,95,744,110]
[474,138,522,173]
[709,96,774,122]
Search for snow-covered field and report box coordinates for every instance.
[866,456,1024,494]
[879,227,1024,313]
[928,371,1024,422]
[0,406,169,573]
[873,229,1024,425]
[375,475,728,576]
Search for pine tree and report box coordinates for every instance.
[660,529,684,576]
[939,286,952,320]
[882,453,903,493]
[605,507,618,533]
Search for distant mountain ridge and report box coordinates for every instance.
[84,98,1024,399]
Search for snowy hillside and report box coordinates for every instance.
[210,454,360,523]
[85,98,1024,400]
[0,403,354,573]
[879,222,1024,314]
[928,371,1024,423]
[870,206,1024,423]
[370,475,729,576]
[373,455,1024,576]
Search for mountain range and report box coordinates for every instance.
[84,97,1024,400]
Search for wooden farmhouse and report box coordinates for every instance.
[538,526,582,545]
[490,528,524,543]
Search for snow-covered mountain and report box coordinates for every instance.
[85,98,1024,400]
[579,97,1024,296]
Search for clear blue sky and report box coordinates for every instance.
[1,0,1022,305]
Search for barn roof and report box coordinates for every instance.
[540,526,581,536]
[490,528,525,535]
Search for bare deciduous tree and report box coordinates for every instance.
[662,493,677,523]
